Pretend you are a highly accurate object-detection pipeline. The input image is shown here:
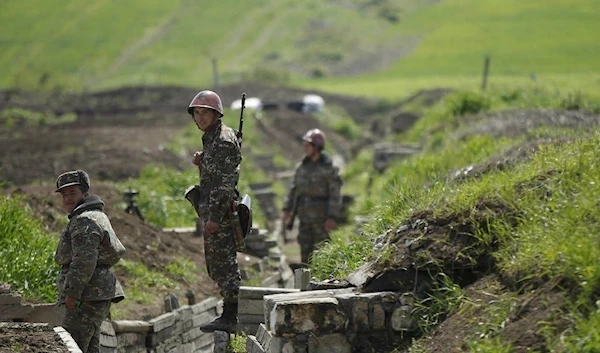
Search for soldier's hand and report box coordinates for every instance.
[282,211,291,225]
[192,151,204,166]
[205,220,219,234]
[325,218,337,231]
[65,295,78,309]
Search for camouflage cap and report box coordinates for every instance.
[55,170,91,193]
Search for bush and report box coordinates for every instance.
[447,91,491,116]
[0,196,59,301]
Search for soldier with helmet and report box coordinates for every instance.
[282,128,343,264]
[187,90,242,333]
[54,169,126,353]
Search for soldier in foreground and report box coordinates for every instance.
[187,90,242,333]
[282,128,343,264]
[54,170,126,353]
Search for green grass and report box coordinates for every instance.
[0,196,59,301]
[114,259,177,305]
[2,0,599,99]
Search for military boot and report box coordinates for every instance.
[199,302,238,333]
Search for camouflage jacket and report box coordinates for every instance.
[198,119,242,223]
[283,153,343,222]
[55,195,126,303]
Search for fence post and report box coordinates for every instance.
[481,55,491,91]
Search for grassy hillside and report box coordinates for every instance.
[312,89,600,351]
[2,0,598,98]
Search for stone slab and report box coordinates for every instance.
[269,297,347,335]
[238,299,265,316]
[111,320,152,333]
[239,286,299,300]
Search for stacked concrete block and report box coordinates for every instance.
[245,227,278,259]
[237,286,300,335]
[247,289,415,353]
[0,285,33,321]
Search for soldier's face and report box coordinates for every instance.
[303,141,317,157]
[59,185,85,213]
[193,107,218,131]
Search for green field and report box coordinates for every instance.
[2,0,598,98]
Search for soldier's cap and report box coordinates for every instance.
[55,170,91,193]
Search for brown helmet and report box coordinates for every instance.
[302,128,325,150]
[187,90,224,117]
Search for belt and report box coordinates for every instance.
[61,264,111,270]
[298,196,329,203]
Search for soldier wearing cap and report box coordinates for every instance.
[54,170,126,353]
[282,128,343,264]
[187,90,242,333]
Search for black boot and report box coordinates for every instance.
[199,302,238,333]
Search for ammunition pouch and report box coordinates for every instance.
[230,194,252,252]
[184,185,202,217]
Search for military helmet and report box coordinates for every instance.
[188,90,224,117]
[55,170,91,193]
[302,128,326,150]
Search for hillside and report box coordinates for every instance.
[1,0,598,97]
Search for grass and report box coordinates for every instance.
[2,0,599,100]
[310,86,600,349]
[114,259,177,306]
[0,196,59,302]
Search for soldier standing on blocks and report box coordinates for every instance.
[282,129,343,264]
[54,170,126,353]
[188,90,242,333]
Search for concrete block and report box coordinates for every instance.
[0,303,33,320]
[116,332,145,347]
[191,331,214,350]
[149,312,177,332]
[214,330,230,353]
[246,335,266,353]
[237,322,259,335]
[270,297,347,335]
[192,311,218,328]
[391,305,414,331]
[0,294,22,305]
[111,320,152,333]
[264,288,355,326]
[372,303,386,331]
[351,301,369,332]
[100,332,117,348]
[26,303,65,327]
[294,268,311,291]
[256,323,272,348]
[238,313,265,324]
[239,286,299,300]
[191,297,221,314]
[308,333,351,353]
[238,298,265,315]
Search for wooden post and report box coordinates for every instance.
[212,57,219,91]
[481,55,490,91]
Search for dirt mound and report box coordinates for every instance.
[456,109,600,139]
[402,275,568,353]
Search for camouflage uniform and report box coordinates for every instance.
[55,194,125,353]
[284,153,343,263]
[197,119,242,305]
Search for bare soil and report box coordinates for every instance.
[0,323,69,353]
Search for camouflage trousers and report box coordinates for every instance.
[204,218,241,304]
[63,300,111,353]
[298,220,330,264]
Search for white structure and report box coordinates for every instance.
[302,94,325,113]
